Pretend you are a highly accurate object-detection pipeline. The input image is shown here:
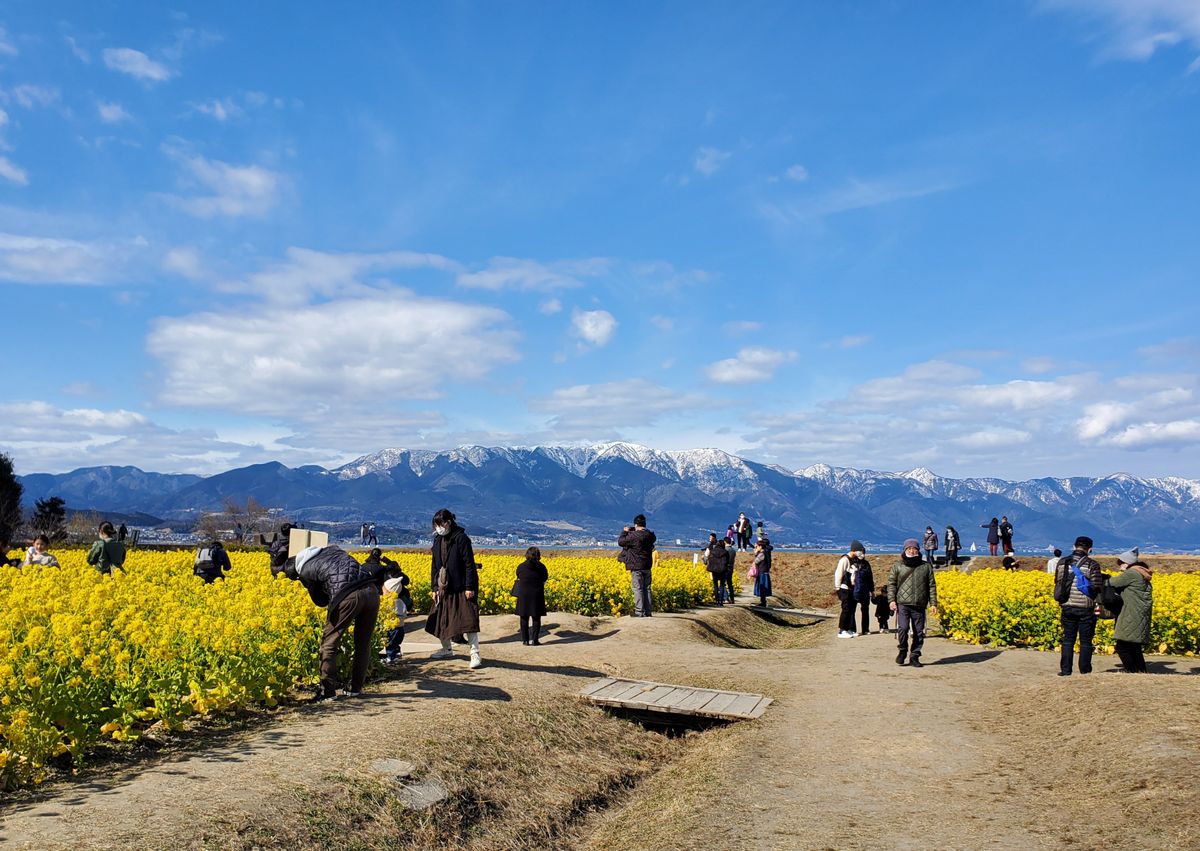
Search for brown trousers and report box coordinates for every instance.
[319,585,380,694]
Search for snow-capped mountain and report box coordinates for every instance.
[18,443,1200,549]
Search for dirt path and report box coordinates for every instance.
[2,604,1197,850]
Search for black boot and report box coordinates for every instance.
[530,619,541,645]
[520,623,529,645]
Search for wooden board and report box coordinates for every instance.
[288,528,329,557]
[580,677,772,722]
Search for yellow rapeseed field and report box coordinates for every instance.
[937,568,1200,655]
[0,547,718,788]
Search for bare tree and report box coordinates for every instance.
[65,511,103,545]
[194,512,227,542]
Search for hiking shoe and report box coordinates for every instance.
[430,648,454,660]
[469,651,483,669]
[909,658,923,669]
[895,652,907,665]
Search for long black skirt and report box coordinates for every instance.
[425,591,481,641]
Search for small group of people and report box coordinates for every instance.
[1055,537,1153,675]
[359,523,378,546]
[705,530,773,607]
[726,512,756,551]
[919,525,962,567]
[980,516,1015,556]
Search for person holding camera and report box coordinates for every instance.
[618,514,656,617]
[425,509,483,669]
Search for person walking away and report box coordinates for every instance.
[981,518,1000,556]
[22,534,60,568]
[736,513,752,551]
[513,546,549,645]
[1109,548,1152,673]
[872,585,891,633]
[851,551,874,635]
[280,544,387,700]
[703,534,727,604]
[722,542,738,604]
[922,526,939,568]
[888,539,937,667]
[944,526,960,566]
[367,523,378,546]
[86,521,126,575]
[834,541,867,638]
[752,537,773,607]
[117,523,128,542]
[425,509,483,668]
[1046,548,1063,573]
[618,514,656,617]
[999,516,1014,555]
[364,548,411,664]
[1054,536,1102,676]
[193,540,233,583]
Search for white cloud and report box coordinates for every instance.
[837,334,871,349]
[5,84,60,109]
[539,298,563,315]
[0,157,27,186]
[759,174,959,226]
[1022,356,1056,374]
[0,232,144,283]
[571,309,617,347]
[1041,0,1200,63]
[64,36,89,63]
[97,101,132,124]
[530,378,708,437]
[785,164,809,182]
[951,429,1033,450]
[162,246,205,280]
[457,256,610,291]
[166,149,283,218]
[103,47,172,83]
[1104,419,1200,449]
[146,291,519,417]
[0,27,18,57]
[651,315,675,332]
[851,360,982,406]
[706,347,797,384]
[694,147,731,177]
[192,97,241,121]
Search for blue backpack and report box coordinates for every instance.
[1071,561,1092,598]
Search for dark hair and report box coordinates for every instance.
[525,546,541,561]
[708,532,717,540]
[432,508,456,528]
[991,517,998,524]
[633,514,646,527]
[1053,548,1062,558]
[280,522,293,536]
[1074,536,1094,550]
[212,540,224,549]
[369,547,383,560]
[99,521,116,537]
[34,534,50,547]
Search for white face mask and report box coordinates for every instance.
[434,525,448,536]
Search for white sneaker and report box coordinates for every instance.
[430,648,454,660]
[469,651,482,669]
[837,630,854,639]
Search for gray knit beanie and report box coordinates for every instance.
[1117,547,1140,565]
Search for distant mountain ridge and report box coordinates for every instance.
[18,442,1200,550]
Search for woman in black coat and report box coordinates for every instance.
[424,509,483,669]
[512,546,549,645]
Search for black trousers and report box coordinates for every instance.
[838,591,856,632]
[1115,639,1147,673]
[896,604,927,660]
[1059,606,1097,675]
[520,615,542,643]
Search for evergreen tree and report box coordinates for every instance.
[30,496,68,541]
[0,453,23,548]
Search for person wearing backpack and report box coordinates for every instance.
[1109,548,1152,673]
[86,521,127,575]
[193,540,232,583]
[1053,535,1103,676]
[888,539,938,667]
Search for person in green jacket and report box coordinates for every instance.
[888,538,938,668]
[1110,548,1152,674]
[86,521,127,575]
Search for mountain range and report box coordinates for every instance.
[18,443,1200,550]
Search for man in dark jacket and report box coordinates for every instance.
[888,538,937,667]
[193,540,233,583]
[617,514,656,617]
[282,544,386,700]
[999,516,1014,555]
[1055,535,1102,677]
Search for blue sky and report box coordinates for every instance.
[1,1,1199,479]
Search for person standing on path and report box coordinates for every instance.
[513,546,549,645]
[999,516,1014,555]
[618,514,656,617]
[851,549,874,635]
[834,541,868,638]
[1055,535,1102,677]
[981,518,1000,556]
[752,537,773,607]
[723,542,738,604]
[281,543,386,700]
[367,523,378,546]
[922,526,939,568]
[703,533,727,604]
[425,509,483,668]
[1109,547,1153,674]
[888,538,938,668]
[735,513,752,551]
[86,521,126,575]
[944,525,960,566]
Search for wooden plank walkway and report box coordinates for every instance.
[580,677,772,721]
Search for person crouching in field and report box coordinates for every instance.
[87,521,126,575]
[426,509,484,668]
[513,546,549,645]
[365,548,411,665]
[281,544,388,700]
[888,538,938,668]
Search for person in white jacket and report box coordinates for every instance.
[834,540,868,638]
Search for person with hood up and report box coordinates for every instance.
[425,509,483,668]
[834,541,869,638]
[922,526,939,568]
[512,546,549,645]
[1109,547,1153,673]
[888,538,938,667]
[280,543,388,700]
[752,537,773,607]
[981,518,1000,556]
[944,526,961,566]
